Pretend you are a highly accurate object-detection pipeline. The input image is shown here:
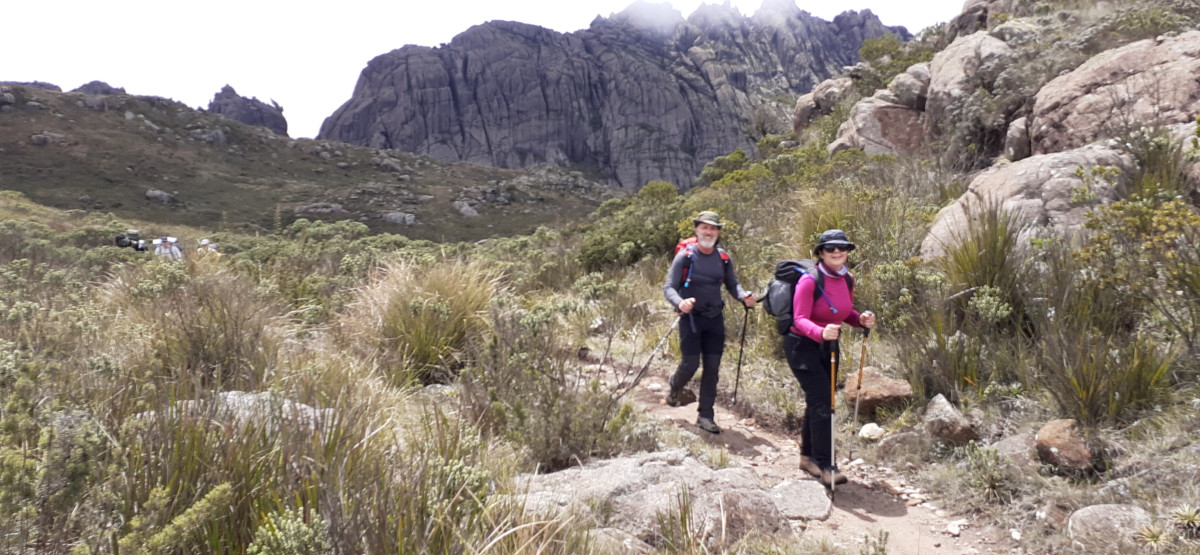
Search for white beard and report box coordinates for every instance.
[697,238,717,249]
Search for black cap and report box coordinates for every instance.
[813,229,857,254]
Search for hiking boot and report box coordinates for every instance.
[666,388,681,407]
[820,467,848,487]
[799,456,822,478]
[696,416,721,434]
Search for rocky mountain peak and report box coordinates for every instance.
[207,85,288,137]
[319,2,905,189]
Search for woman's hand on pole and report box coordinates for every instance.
[860,310,876,329]
[822,323,841,341]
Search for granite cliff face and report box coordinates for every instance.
[319,1,904,188]
[208,85,288,136]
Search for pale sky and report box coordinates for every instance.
[6,0,965,139]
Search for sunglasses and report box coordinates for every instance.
[821,245,851,253]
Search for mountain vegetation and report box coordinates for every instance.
[0,0,1199,553]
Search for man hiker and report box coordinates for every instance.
[663,210,756,434]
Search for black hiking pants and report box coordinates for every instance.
[670,312,725,419]
[784,333,839,470]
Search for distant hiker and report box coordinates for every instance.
[196,238,220,257]
[786,230,875,486]
[663,210,756,434]
[153,236,183,261]
[115,229,147,251]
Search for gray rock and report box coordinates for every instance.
[295,203,345,215]
[1004,116,1030,161]
[1031,31,1200,155]
[0,92,15,106]
[207,85,288,136]
[925,31,1014,140]
[190,128,228,146]
[71,80,125,95]
[920,142,1132,259]
[888,71,928,111]
[875,431,928,460]
[922,394,979,444]
[453,200,479,217]
[1066,504,1151,550]
[144,189,176,204]
[991,432,1038,468]
[586,528,654,554]
[382,212,416,225]
[828,96,925,156]
[516,449,806,546]
[319,8,906,188]
[768,479,831,520]
[138,391,330,433]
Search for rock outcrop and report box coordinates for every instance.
[71,81,126,95]
[1030,31,1200,155]
[920,143,1132,259]
[207,85,288,137]
[515,449,828,548]
[320,2,906,188]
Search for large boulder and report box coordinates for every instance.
[1066,504,1151,550]
[1030,31,1200,155]
[320,6,906,189]
[207,85,288,136]
[515,449,825,547]
[925,31,1014,140]
[827,94,925,156]
[920,142,1132,259]
[793,77,855,133]
[887,63,930,111]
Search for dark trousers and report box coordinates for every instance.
[669,312,725,419]
[784,334,839,470]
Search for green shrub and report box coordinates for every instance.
[1039,326,1174,427]
[246,508,331,555]
[577,183,684,272]
[857,33,935,93]
[459,300,657,470]
[697,149,750,186]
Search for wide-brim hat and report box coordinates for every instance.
[692,210,724,228]
[813,229,857,254]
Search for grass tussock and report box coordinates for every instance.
[339,258,498,385]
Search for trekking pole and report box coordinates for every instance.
[829,339,839,500]
[731,305,751,405]
[852,317,872,424]
[616,315,682,402]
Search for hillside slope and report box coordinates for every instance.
[0,84,616,242]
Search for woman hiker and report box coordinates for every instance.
[663,210,756,434]
[786,229,876,486]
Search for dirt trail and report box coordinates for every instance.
[630,375,1015,554]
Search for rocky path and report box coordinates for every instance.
[631,377,1015,554]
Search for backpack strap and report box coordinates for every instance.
[682,245,731,289]
[802,266,854,313]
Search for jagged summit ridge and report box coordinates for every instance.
[319,2,905,188]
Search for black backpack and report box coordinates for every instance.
[762,260,855,335]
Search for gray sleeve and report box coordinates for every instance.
[663,252,688,309]
[724,257,749,302]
